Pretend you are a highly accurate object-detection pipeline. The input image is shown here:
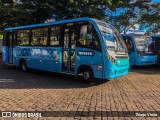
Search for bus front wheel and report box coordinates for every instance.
[82,68,94,84]
[20,60,27,72]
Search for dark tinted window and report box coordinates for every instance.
[31,27,48,46]
[50,26,61,46]
[17,29,30,45]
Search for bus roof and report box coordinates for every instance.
[5,17,94,31]
[151,35,160,38]
[121,34,133,37]
[121,34,150,37]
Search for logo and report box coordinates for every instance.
[2,112,12,117]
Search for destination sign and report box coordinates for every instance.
[77,51,94,56]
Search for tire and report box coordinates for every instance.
[82,67,94,84]
[20,60,27,72]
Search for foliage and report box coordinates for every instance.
[0,0,54,30]
[106,0,160,34]
[0,0,159,34]
[0,0,112,30]
[140,2,160,34]
[50,0,112,20]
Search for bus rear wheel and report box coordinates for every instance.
[82,68,94,84]
[20,60,27,72]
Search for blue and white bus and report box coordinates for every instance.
[2,18,129,82]
[121,34,157,65]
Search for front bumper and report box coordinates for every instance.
[135,56,157,65]
[104,66,129,79]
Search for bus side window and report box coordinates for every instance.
[123,37,133,51]
[17,30,30,45]
[31,27,48,46]
[79,23,100,50]
[50,26,61,46]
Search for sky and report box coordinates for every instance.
[106,0,159,17]
[152,0,160,2]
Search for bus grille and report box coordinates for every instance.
[117,69,126,74]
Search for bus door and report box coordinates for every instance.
[122,36,135,65]
[62,26,77,72]
[6,32,15,64]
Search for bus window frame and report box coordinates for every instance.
[76,22,102,52]
[31,27,49,46]
[49,25,63,47]
[4,21,102,52]
[14,28,31,46]
[29,25,63,47]
[17,29,30,46]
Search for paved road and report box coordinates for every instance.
[0,58,160,120]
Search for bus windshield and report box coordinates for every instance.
[133,34,156,55]
[96,21,127,53]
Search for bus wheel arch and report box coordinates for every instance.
[77,65,94,83]
[19,59,27,71]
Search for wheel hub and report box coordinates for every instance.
[22,63,26,71]
[84,71,90,80]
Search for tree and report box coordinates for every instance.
[106,0,160,34]
[139,2,160,34]
[19,0,53,23]
[0,0,159,35]
[0,0,55,30]
[0,0,112,31]
[0,0,33,30]
[51,0,112,20]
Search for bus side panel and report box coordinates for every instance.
[75,47,103,79]
[2,46,9,64]
[13,46,62,72]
